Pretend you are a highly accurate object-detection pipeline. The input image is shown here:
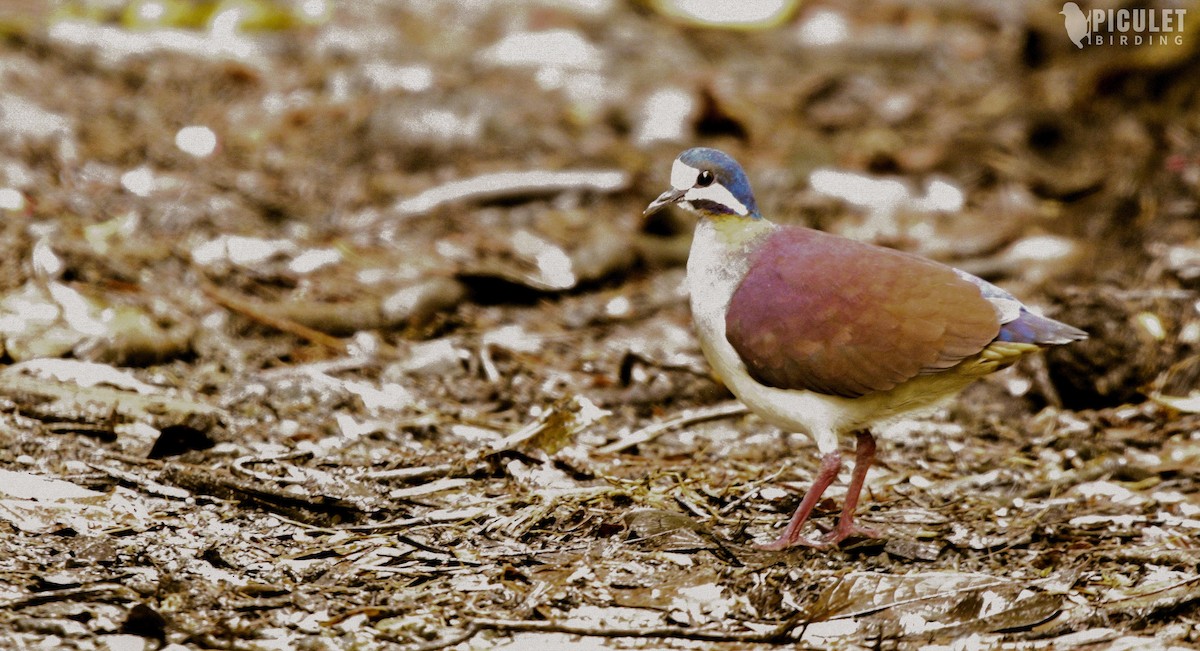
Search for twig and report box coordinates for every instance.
[597,402,749,454]
[406,610,814,649]
[230,451,314,484]
[160,464,364,523]
[1083,547,1200,568]
[202,283,347,352]
[364,464,454,482]
[340,507,490,533]
[399,622,482,651]
[87,462,190,499]
[1,584,137,611]
[718,462,795,516]
[254,355,377,379]
[1100,574,1200,607]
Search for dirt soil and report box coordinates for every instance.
[0,1,1198,650]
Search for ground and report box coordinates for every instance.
[0,1,1198,649]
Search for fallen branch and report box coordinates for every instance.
[160,464,365,525]
[202,283,347,351]
[597,402,749,454]
[406,611,815,650]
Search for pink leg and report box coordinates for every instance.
[823,430,881,545]
[754,449,842,550]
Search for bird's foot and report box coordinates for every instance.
[754,522,881,551]
[820,521,881,546]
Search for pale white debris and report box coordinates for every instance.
[1152,490,1188,505]
[505,458,576,489]
[0,187,25,211]
[483,324,543,354]
[1135,312,1167,341]
[288,248,342,274]
[98,634,147,651]
[341,379,414,413]
[120,166,157,197]
[797,8,850,46]
[175,125,218,158]
[908,475,933,489]
[657,0,797,28]
[809,169,966,238]
[0,469,104,501]
[754,486,788,502]
[1164,244,1200,280]
[333,413,389,440]
[604,296,632,318]
[636,87,696,145]
[297,0,332,22]
[0,95,73,141]
[48,21,267,67]
[393,169,628,216]
[800,618,861,643]
[0,283,60,335]
[48,282,107,336]
[361,61,434,93]
[478,28,604,71]
[897,612,938,635]
[1076,480,1146,505]
[910,178,965,213]
[514,230,576,290]
[1005,234,1078,263]
[1068,514,1146,528]
[811,168,909,213]
[395,107,483,147]
[671,582,732,621]
[31,238,64,278]
[388,478,472,499]
[191,234,298,267]
[6,359,161,394]
[398,339,465,376]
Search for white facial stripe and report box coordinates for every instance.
[683,183,748,216]
[670,160,699,191]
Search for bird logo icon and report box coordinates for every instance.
[1060,2,1091,48]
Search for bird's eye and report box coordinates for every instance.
[696,170,714,187]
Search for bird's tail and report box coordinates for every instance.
[997,308,1087,346]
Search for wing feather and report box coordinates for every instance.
[725,228,1002,398]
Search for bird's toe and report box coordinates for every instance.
[823,522,882,545]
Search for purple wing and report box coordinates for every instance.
[725,228,1003,398]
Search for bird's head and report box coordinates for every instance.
[644,147,761,221]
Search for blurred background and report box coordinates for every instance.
[0,1,1198,649]
[0,0,1195,406]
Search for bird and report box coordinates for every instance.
[644,147,1087,549]
[1060,2,1090,49]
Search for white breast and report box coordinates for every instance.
[686,220,878,454]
